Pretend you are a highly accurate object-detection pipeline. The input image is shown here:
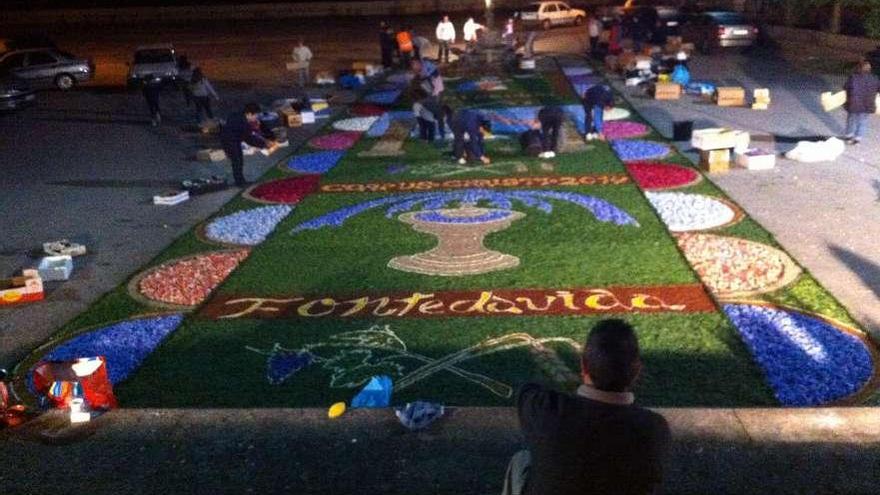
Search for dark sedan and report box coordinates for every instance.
[680,11,758,53]
[0,78,36,111]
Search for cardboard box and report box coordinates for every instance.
[300,111,316,124]
[0,269,44,305]
[654,82,682,100]
[153,190,190,206]
[821,91,846,112]
[691,128,749,151]
[751,102,769,110]
[37,255,73,282]
[196,149,227,162]
[753,88,771,102]
[716,87,746,107]
[735,149,776,170]
[699,148,730,173]
[279,107,302,127]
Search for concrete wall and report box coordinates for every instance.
[0,0,538,25]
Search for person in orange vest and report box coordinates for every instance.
[396,26,415,69]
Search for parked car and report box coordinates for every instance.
[518,2,587,30]
[127,44,181,88]
[621,6,682,42]
[0,48,94,90]
[680,11,758,53]
[0,77,36,112]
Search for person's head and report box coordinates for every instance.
[244,102,261,122]
[858,60,872,74]
[443,15,449,22]
[478,117,492,136]
[298,37,306,47]
[191,67,204,83]
[581,319,642,393]
[410,58,423,73]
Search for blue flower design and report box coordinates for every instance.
[36,314,185,385]
[205,205,294,246]
[724,304,875,406]
[364,90,402,105]
[367,111,414,138]
[611,140,671,162]
[413,209,515,224]
[286,151,345,174]
[291,189,639,233]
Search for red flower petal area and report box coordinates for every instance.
[351,103,387,117]
[138,250,250,307]
[309,131,362,150]
[626,162,701,190]
[248,175,320,204]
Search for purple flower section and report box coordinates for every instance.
[291,189,639,234]
[413,209,514,224]
[724,304,875,406]
[267,350,314,385]
[39,314,185,385]
[287,151,345,174]
[603,121,650,140]
[386,163,408,175]
[364,90,402,105]
[611,140,671,162]
[367,111,414,138]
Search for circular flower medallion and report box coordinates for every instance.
[724,303,876,406]
[645,192,739,232]
[332,116,381,132]
[309,131,362,151]
[134,250,250,308]
[350,103,387,117]
[676,233,802,298]
[244,175,320,205]
[285,151,345,174]
[611,140,670,162]
[626,162,702,190]
[204,205,293,246]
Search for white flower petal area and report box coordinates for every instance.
[604,107,631,121]
[332,116,381,132]
[646,192,737,232]
[205,205,294,246]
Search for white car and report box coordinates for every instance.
[519,2,587,30]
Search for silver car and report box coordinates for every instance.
[680,11,758,53]
[0,48,94,90]
[127,44,181,88]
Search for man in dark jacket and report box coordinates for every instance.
[504,319,671,495]
[537,106,564,158]
[582,84,615,141]
[450,108,492,165]
[219,103,276,187]
[843,60,880,145]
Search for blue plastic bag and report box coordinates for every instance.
[671,64,691,86]
[351,375,393,408]
[339,74,363,90]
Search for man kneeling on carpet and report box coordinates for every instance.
[220,103,279,187]
[503,319,671,495]
[450,107,492,165]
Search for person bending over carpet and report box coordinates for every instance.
[503,319,671,495]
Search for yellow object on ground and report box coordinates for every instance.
[328,402,346,419]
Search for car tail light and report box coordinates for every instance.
[717,26,727,38]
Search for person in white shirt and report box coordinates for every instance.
[463,17,484,49]
[588,16,602,58]
[291,38,313,87]
[435,15,456,63]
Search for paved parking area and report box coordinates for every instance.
[606,47,880,342]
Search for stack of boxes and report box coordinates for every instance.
[752,88,771,110]
[691,128,750,173]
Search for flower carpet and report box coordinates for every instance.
[16,62,878,410]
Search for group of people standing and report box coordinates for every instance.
[140,57,220,127]
[380,16,487,69]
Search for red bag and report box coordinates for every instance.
[31,357,118,410]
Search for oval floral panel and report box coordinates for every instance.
[132,250,250,308]
[33,314,185,385]
[724,303,876,406]
[626,162,702,191]
[204,205,293,247]
[244,175,320,205]
[332,116,381,133]
[646,192,740,232]
[676,233,802,298]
